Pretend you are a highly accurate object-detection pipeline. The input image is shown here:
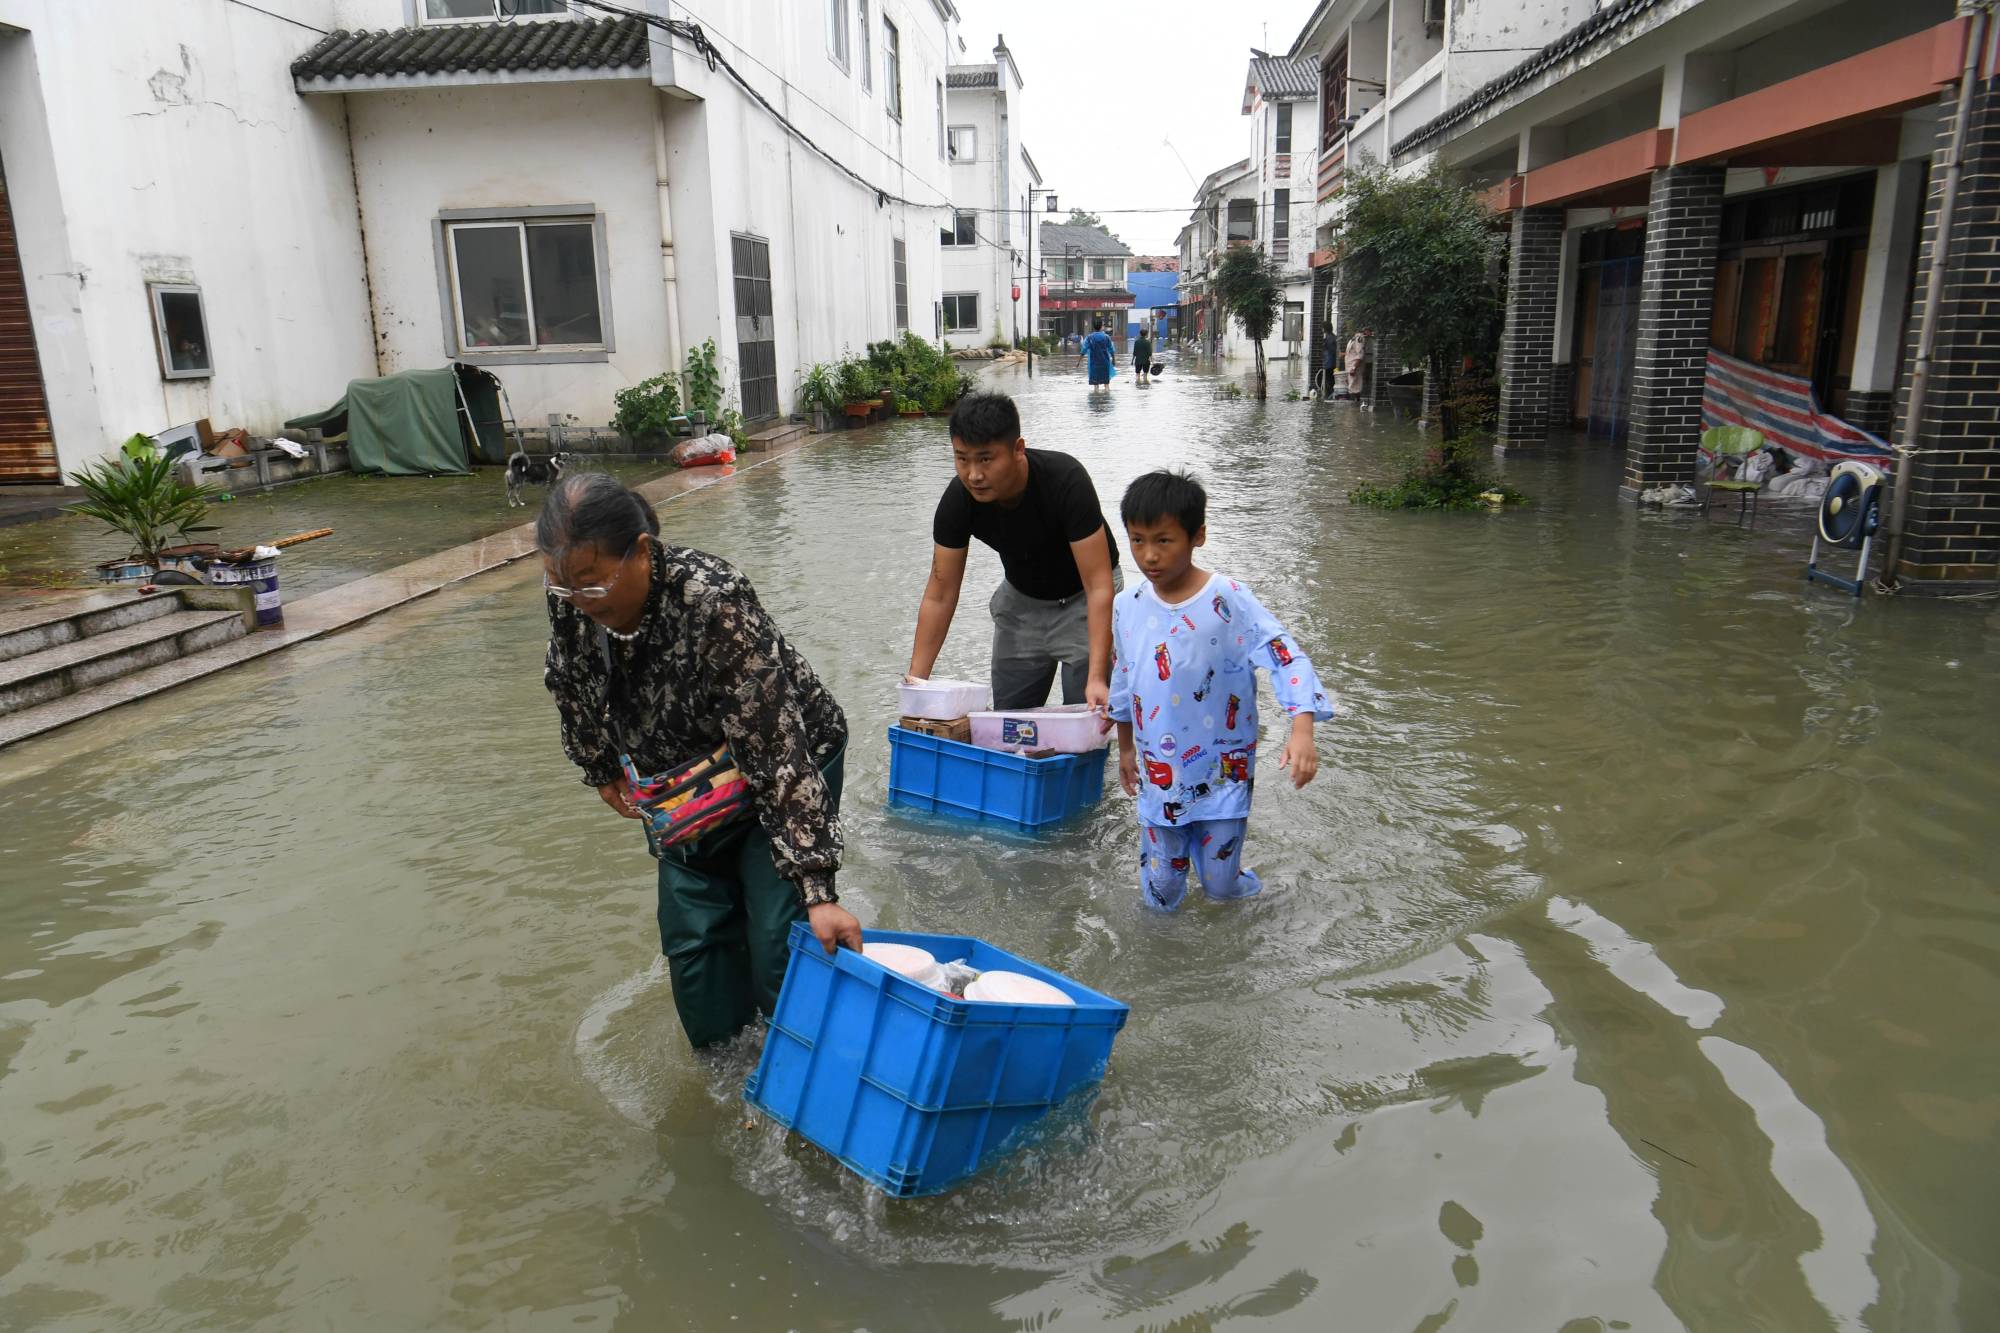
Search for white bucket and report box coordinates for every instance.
[963,970,1075,1006]
[898,678,990,721]
[863,941,946,992]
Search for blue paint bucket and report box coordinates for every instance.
[207,557,282,626]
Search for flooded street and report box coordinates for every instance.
[1,357,1995,1331]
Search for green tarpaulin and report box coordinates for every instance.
[284,365,512,475]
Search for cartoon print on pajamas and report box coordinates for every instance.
[1139,817,1261,910]
[1108,574,1334,908]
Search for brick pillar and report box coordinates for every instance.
[1370,334,1399,408]
[1498,207,1564,448]
[1622,166,1724,496]
[1420,360,1443,424]
[1844,390,1894,437]
[1889,76,2000,587]
[1549,361,1576,430]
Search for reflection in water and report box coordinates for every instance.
[1,357,1996,1329]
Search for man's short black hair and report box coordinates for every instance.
[1092,318,1103,332]
[1121,469,1206,537]
[948,391,1021,447]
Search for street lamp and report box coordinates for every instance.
[1064,244,1082,350]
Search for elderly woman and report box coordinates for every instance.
[538,473,860,1049]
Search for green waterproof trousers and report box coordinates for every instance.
[654,747,844,1048]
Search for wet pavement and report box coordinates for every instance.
[0,458,681,610]
[0,355,1995,1331]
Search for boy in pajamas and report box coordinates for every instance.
[1107,470,1334,910]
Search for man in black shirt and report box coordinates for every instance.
[907,392,1121,711]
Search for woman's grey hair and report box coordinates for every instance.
[535,472,659,560]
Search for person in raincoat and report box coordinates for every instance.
[1082,318,1116,391]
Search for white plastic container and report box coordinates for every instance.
[898,678,991,721]
[863,941,947,992]
[969,704,1110,754]
[964,970,1076,1006]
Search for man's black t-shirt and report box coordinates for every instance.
[932,448,1120,601]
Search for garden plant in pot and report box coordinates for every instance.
[613,373,683,448]
[798,362,840,433]
[67,439,220,584]
[836,356,879,423]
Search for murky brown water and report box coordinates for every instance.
[1,359,1995,1331]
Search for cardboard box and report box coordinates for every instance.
[898,714,971,743]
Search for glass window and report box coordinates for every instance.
[884,20,901,119]
[827,0,849,68]
[949,126,976,161]
[943,292,979,331]
[1275,103,1292,155]
[941,212,976,247]
[424,0,564,21]
[936,81,946,160]
[446,217,605,352]
[1320,45,1349,149]
[893,238,909,330]
[1272,188,1290,255]
[858,0,871,90]
[149,285,212,380]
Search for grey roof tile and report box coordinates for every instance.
[1038,222,1132,257]
[1246,52,1318,102]
[947,66,998,89]
[291,15,647,82]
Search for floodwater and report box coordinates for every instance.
[1,357,1995,1331]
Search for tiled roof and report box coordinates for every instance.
[291,16,648,83]
[1245,52,1317,105]
[947,66,999,89]
[1039,222,1132,257]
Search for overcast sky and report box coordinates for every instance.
[949,0,1323,254]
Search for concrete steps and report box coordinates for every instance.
[744,422,809,452]
[0,590,253,733]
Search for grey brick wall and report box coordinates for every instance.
[1890,78,2000,585]
[1550,361,1577,431]
[1370,334,1401,407]
[1622,166,1725,495]
[1498,208,1564,449]
[1843,389,1893,438]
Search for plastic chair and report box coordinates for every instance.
[1702,426,1765,526]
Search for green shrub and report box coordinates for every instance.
[798,362,840,414]
[67,452,218,567]
[684,338,723,420]
[835,354,876,404]
[613,374,682,440]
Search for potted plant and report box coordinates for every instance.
[613,373,683,449]
[798,362,840,433]
[68,450,220,583]
[896,393,925,418]
[837,356,878,422]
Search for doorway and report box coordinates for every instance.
[731,233,777,423]
[0,151,58,482]
[1570,226,1645,442]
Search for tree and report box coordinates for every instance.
[1213,245,1282,400]
[1337,162,1501,443]
[1065,208,1121,243]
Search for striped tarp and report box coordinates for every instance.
[1700,348,1894,464]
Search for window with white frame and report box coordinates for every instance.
[149,284,212,380]
[423,0,566,21]
[948,125,976,161]
[1090,258,1117,282]
[942,292,979,332]
[826,0,849,69]
[883,19,901,119]
[941,211,976,247]
[936,81,946,159]
[1275,102,1292,155]
[443,214,607,354]
[858,0,872,90]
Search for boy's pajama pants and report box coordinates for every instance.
[1138,818,1262,911]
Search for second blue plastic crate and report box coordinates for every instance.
[744,924,1130,1198]
[886,726,1106,832]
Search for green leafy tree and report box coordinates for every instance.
[67,452,218,568]
[1337,163,1500,447]
[1213,245,1282,400]
[1065,208,1122,244]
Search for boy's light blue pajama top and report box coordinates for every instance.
[1107,573,1335,910]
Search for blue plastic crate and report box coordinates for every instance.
[886,726,1107,832]
[744,924,1130,1198]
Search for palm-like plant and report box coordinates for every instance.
[67,452,219,570]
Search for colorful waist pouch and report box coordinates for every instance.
[621,743,753,850]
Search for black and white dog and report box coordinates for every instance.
[505,450,573,508]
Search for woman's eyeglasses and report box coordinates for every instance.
[545,543,638,603]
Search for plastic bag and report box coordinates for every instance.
[671,432,737,468]
[1739,448,1776,486]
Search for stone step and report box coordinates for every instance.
[744,422,808,453]
[0,589,188,665]
[0,607,249,718]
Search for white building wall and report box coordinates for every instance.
[346,79,668,429]
[942,84,1005,349]
[663,0,956,416]
[0,0,374,476]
